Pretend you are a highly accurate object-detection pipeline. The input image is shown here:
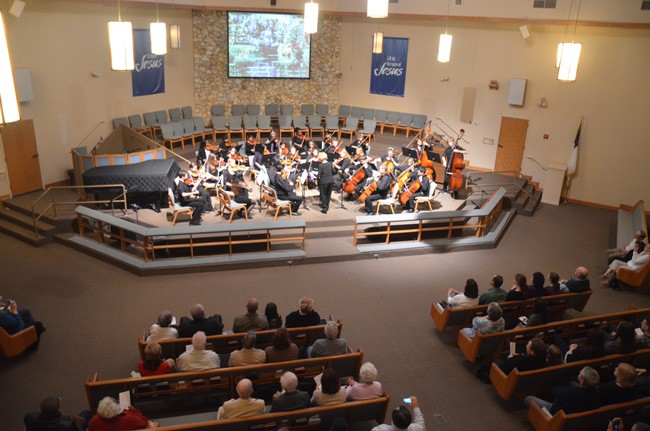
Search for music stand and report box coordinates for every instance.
[426,150,442,163]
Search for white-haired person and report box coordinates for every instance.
[87,396,157,430]
[346,362,383,401]
[309,320,347,358]
[216,378,265,420]
[285,297,321,328]
[270,371,312,412]
[176,331,220,372]
[371,396,425,431]
[145,311,178,342]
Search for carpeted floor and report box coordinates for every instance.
[1,193,648,430]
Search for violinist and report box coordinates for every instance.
[363,164,392,215]
[292,128,308,149]
[245,135,258,168]
[321,133,334,153]
[351,132,370,155]
[188,161,218,190]
[316,152,336,214]
[196,140,211,166]
[278,141,289,157]
[273,166,303,215]
[174,171,207,225]
[333,146,351,176]
[264,130,279,154]
[404,166,431,213]
[184,166,214,213]
[441,137,467,196]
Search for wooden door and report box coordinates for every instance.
[1,119,43,196]
[494,117,528,174]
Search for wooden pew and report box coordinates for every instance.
[0,325,37,358]
[85,348,363,418]
[457,306,649,363]
[138,319,342,361]
[137,394,390,431]
[527,396,650,431]
[430,290,592,333]
[489,348,650,401]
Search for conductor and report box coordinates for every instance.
[316,152,336,214]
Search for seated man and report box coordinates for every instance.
[24,395,91,431]
[270,371,311,412]
[176,331,220,372]
[524,366,601,415]
[146,311,178,342]
[232,298,269,333]
[560,266,591,293]
[273,166,304,215]
[461,302,504,339]
[363,164,392,215]
[285,297,321,328]
[599,363,638,405]
[177,304,223,338]
[228,331,266,367]
[497,338,548,375]
[0,296,45,350]
[216,379,265,420]
[636,315,650,349]
[174,171,205,226]
[477,275,506,305]
[371,396,425,431]
[608,229,646,263]
[310,320,347,358]
[403,166,431,212]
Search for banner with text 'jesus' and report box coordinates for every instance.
[131,29,165,97]
[370,37,408,97]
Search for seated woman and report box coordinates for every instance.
[346,362,382,401]
[88,397,157,430]
[546,345,564,366]
[528,272,547,298]
[285,297,321,328]
[462,302,504,339]
[544,272,562,296]
[264,327,299,363]
[564,328,607,363]
[505,273,529,301]
[605,321,637,355]
[311,368,346,406]
[497,338,548,375]
[146,311,178,342]
[601,240,647,281]
[519,298,548,328]
[138,342,175,377]
[444,279,479,309]
[264,302,283,329]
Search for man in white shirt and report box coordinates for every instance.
[176,331,220,372]
[371,396,425,431]
[216,379,265,420]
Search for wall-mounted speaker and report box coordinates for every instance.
[14,68,33,102]
[519,25,530,39]
[9,0,26,18]
[508,78,527,106]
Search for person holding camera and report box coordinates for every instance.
[371,396,424,431]
[0,296,45,350]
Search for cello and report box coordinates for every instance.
[399,180,421,205]
[342,167,367,194]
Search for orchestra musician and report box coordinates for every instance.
[381,147,398,165]
[353,156,375,199]
[196,140,211,166]
[414,138,427,162]
[395,157,417,175]
[351,132,370,155]
[316,152,336,214]
[183,166,214,213]
[265,130,279,154]
[174,171,207,226]
[321,132,334,153]
[404,166,432,212]
[363,164,392,215]
[273,166,304,215]
[231,175,257,217]
[441,137,468,196]
[292,128,308,149]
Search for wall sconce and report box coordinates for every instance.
[489,80,499,90]
[440,76,449,83]
[0,11,20,123]
[537,97,548,108]
[170,24,181,49]
[372,32,384,54]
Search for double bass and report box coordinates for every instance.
[448,151,465,192]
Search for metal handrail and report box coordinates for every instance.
[30,184,128,238]
[466,170,532,207]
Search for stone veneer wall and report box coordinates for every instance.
[193,10,342,122]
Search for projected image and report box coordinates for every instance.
[228,12,311,79]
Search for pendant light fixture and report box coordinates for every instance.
[367,0,389,19]
[557,0,582,82]
[108,0,134,71]
[304,1,319,34]
[437,0,452,63]
[0,11,19,124]
[150,1,167,55]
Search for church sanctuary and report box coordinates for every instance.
[1,1,649,430]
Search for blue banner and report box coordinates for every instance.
[131,29,165,97]
[370,37,408,97]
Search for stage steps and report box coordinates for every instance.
[465,170,542,217]
[0,205,57,246]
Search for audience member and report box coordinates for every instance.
[477,275,506,305]
[138,342,175,376]
[88,397,157,430]
[24,395,91,431]
[524,366,601,415]
[462,302,504,339]
[636,316,650,349]
[233,298,269,333]
[0,296,45,349]
[264,302,283,329]
[560,266,591,293]
[520,298,548,327]
[265,327,299,362]
[607,229,646,263]
[546,345,564,366]
[285,297,321,328]
[176,331,220,372]
[605,321,637,354]
[445,279,479,309]
[216,379,265,420]
[505,273,529,301]
[371,396,425,431]
[602,240,646,278]
[528,272,546,298]
[310,321,347,358]
[497,338,548,375]
[544,272,562,296]
[177,304,223,338]
[563,328,606,363]
[311,368,346,406]
[346,362,383,401]
[228,331,266,367]
[599,363,638,405]
[270,371,311,412]
[146,311,178,342]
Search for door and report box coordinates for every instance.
[1,119,43,196]
[494,116,528,174]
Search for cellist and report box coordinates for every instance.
[363,164,392,215]
[441,137,468,196]
[403,166,431,213]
